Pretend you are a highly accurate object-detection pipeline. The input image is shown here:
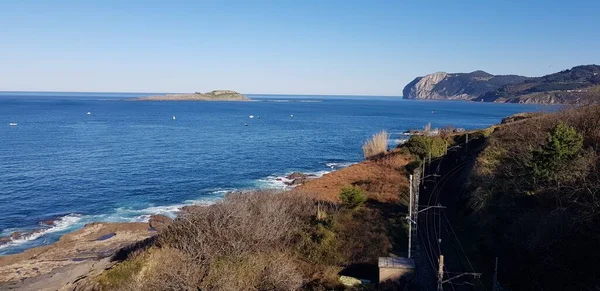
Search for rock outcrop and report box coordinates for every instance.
[0,222,154,290]
[403,71,528,100]
[137,90,250,101]
[284,172,317,186]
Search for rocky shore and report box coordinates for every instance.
[0,222,154,290]
[0,171,320,290]
[136,90,250,101]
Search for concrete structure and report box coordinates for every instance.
[378,257,415,283]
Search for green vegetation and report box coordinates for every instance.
[529,122,583,183]
[406,135,447,159]
[340,187,367,210]
[464,105,600,290]
[97,251,146,290]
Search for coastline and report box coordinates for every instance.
[0,164,355,287]
[0,166,343,256]
[0,151,410,288]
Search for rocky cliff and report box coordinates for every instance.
[403,71,529,100]
[137,90,250,101]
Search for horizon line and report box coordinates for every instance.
[0,90,403,98]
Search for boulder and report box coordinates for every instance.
[285,172,317,186]
[286,172,309,180]
[0,236,11,244]
[40,219,57,226]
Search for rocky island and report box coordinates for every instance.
[136,90,250,101]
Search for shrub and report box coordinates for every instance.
[339,187,367,210]
[405,159,422,173]
[530,122,583,182]
[362,131,389,159]
[406,135,447,159]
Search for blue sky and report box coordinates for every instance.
[0,0,598,95]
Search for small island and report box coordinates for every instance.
[136,90,250,101]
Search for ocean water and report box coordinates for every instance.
[0,92,554,255]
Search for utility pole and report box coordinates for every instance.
[445,140,448,155]
[407,174,413,258]
[437,255,445,291]
[465,133,469,153]
[492,257,499,291]
[428,139,432,165]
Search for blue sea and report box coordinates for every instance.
[0,92,554,255]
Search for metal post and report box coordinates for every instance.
[493,257,499,291]
[408,175,413,258]
[437,255,445,291]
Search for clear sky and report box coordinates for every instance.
[0,0,598,96]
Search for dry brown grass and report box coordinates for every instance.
[99,191,312,291]
[362,130,389,159]
[294,148,411,204]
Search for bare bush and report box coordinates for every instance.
[136,190,315,290]
[159,191,313,259]
[362,130,389,159]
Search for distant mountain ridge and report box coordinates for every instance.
[402,71,529,100]
[403,65,600,104]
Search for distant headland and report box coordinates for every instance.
[136,90,250,101]
[402,64,600,104]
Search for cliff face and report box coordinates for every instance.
[403,71,529,100]
[137,90,250,101]
[402,72,449,100]
[403,65,600,104]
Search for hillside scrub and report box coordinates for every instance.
[95,184,409,290]
[339,187,367,210]
[406,135,447,159]
[466,105,600,290]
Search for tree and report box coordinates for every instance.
[406,135,447,159]
[339,187,367,210]
[530,122,583,182]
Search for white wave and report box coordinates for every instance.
[256,175,294,189]
[256,168,336,190]
[325,162,356,169]
[390,138,409,146]
[115,198,220,222]
[0,213,82,250]
[0,190,232,254]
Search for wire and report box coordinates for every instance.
[418,220,437,274]
[442,210,489,291]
